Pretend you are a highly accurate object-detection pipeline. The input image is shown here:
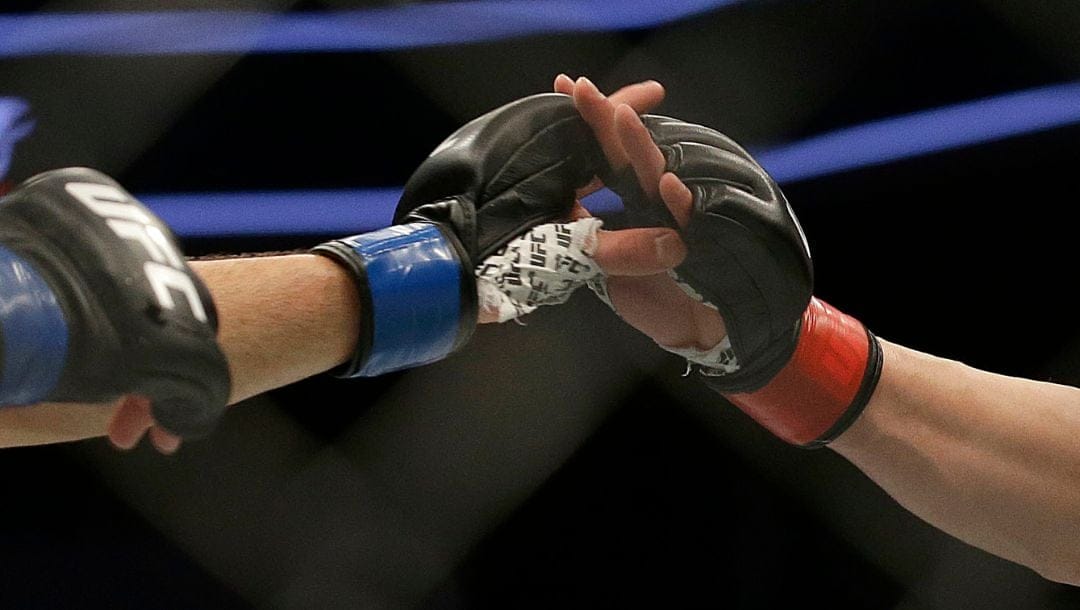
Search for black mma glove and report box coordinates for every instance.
[313,93,602,377]
[0,168,230,438]
[611,116,882,447]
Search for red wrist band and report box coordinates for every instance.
[725,297,883,448]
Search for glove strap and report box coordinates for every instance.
[717,298,883,448]
[313,222,474,378]
[0,244,69,405]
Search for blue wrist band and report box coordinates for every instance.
[335,223,466,377]
[0,244,69,405]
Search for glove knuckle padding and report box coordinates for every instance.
[663,141,774,200]
[0,167,229,437]
[643,115,755,161]
[394,93,601,261]
[644,117,813,391]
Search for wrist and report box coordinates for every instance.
[188,254,366,403]
[313,222,476,377]
[717,297,883,448]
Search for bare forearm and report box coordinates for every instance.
[831,340,1080,584]
[0,254,360,448]
[191,254,359,404]
[0,401,120,448]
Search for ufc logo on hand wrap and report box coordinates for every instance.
[64,182,209,323]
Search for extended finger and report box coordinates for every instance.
[606,79,665,115]
[106,395,154,450]
[553,73,575,95]
[148,426,182,455]
[555,74,664,115]
[614,103,666,200]
[593,227,686,275]
[573,76,628,170]
[557,75,622,197]
[659,172,694,228]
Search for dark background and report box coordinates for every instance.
[3,1,1080,608]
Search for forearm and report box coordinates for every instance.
[830,340,1080,584]
[192,254,359,404]
[0,400,120,448]
[0,254,360,448]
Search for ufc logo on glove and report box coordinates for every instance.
[64,181,208,323]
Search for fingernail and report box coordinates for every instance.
[578,76,599,94]
[655,233,686,267]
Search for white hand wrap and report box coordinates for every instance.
[664,335,740,376]
[476,218,604,323]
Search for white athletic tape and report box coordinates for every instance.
[476,218,604,323]
[665,335,740,376]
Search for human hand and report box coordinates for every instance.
[106,395,182,454]
[559,78,882,449]
[0,395,181,454]
[473,77,689,324]
[552,75,728,354]
[0,168,230,455]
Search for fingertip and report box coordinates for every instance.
[554,73,574,94]
[107,431,137,451]
[660,172,693,203]
[149,427,182,455]
[576,76,601,98]
[572,83,608,125]
[636,79,666,101]
[642,82,665,109]
[106,395,153,451]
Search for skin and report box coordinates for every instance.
[7,75,1080,584]
[561,77,1080,585]
[0,78,685,454]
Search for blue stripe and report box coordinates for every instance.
[754,81,1080,183]
[0,244,68,405]
[0,1,743,57]
[139,80,1080,238]
[0,97,34,180]
[139,188,401,237]
[343,223,462,377]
